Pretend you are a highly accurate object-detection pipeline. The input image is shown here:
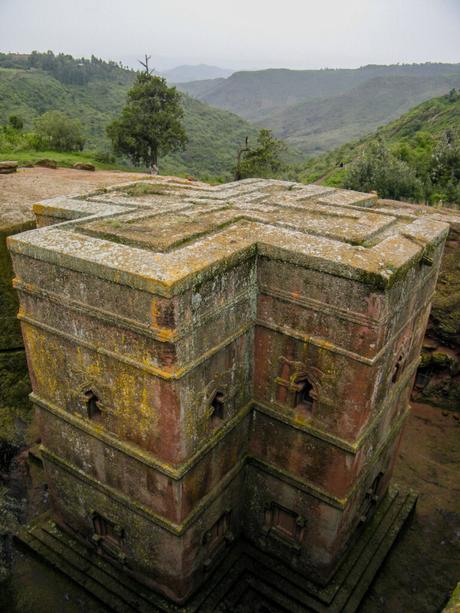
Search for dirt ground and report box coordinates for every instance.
[0,166,150,212]
[359,403,460,613]
[1,403,459,613]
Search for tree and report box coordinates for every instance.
[34,111,84,151]
[106,72,187,174]
[345,139,422,201]
[235,129,286,180]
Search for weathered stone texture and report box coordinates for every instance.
[0,202,34,451]
[355,198,460,410]
[8,178,449,603]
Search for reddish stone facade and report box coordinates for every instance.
[8,178,448,604]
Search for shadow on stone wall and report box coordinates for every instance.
[411,219,460,410]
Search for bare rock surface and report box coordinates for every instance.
[72,162,95,171]
[0,167,151,228]
[0,161,18,175]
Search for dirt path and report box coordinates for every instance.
[0,167,150,219]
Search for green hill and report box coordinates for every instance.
[257,74,460,156]
[179,64,460,155]
[297,90,460,204]
[0,52,260,180]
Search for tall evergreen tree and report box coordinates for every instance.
[107,72,187,174]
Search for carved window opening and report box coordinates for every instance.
[210,390,225,422]
[392,350,407,384]
[264,502,305,550]
[85,390,102,421]
[294,377,315,413]
[92,512,123,549]
[203,510,233,571]
[360,471,384,523]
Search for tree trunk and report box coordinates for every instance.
[234,138,250,181]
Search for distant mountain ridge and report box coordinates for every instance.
[161,64,234,83]
[261,73,460,155]
[178,63,460,155]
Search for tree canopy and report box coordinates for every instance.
[34,111,85,152]
[345,139,423,201]
[107,72,187,172]
[236,129,286,180]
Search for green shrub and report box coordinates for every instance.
[94,149,116,164]
[236,129,287,180]
[345,139,423,201]
[34,111,85,152]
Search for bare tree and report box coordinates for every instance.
[138,54,154,75]
[234,136,250,181]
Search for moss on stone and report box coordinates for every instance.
[443,581,460,613]
[431,250,460,342]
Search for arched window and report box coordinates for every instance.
[209,390,225,421]
[360,471,384,523]
[391,354,405,384]
[84,389,102,420]
[294,376,315,412]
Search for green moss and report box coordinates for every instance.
[444,581,460,613]
[120,182,170,197]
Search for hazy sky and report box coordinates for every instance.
[1,0,459,70]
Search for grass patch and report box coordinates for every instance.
[0,149,138,171]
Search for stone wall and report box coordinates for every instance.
[0,207,34,472]
[8,178,449,603]
[377,200,460,410]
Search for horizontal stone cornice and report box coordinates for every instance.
[32,392,252,480]
[20,315,253,380]
[14,278,256,344]
[41,404,408,535]
[41,445,246,536]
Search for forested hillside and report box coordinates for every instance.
[258,75,460,156]
[298,90,460,205]
[0,52,259,179]
[179,63,460,156]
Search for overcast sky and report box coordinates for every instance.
[1,0,459,71]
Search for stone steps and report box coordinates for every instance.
[16,514,244,612]
[18,518,166,612]
[237,486,417,612]
[15,486,417,612]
